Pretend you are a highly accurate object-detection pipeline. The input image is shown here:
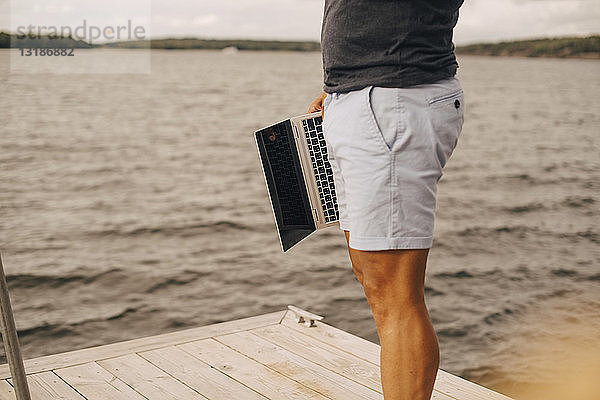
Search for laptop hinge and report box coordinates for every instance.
[312,208,319,223]
[293,125,300,138]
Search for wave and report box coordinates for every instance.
[502,203,545,213]
[454,195,596,216]
[434,270,474,279]
[19,322,77,339]
[533,289,573,301]
[437,326,469,338]
[425,285,445,296]
[18,306,143,338]
[106,307,138,321]
[567,230,598,243]
[10,245,69,254]
[453,225,531,237]
[482,173,600,191]
[87,220,254,238]
[483,307,520,326]
[562,196,595,208]
[551,268,578,277]
[586,273,600,281]
[453,225,598,243]
[145,270,211,293]
[7,268,124,289]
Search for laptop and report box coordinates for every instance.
[255,112,339,251]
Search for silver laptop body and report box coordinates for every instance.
[255,112,339,251]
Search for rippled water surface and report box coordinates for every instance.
[1,50,599,398]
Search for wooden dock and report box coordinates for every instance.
[0,306,513,399]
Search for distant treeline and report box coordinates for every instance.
[456,36,600,59]
[0,32,93,48]
[0,32,319,52]
[1,31,599,58]
[105,38,321,52]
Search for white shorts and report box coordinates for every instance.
[322,77,465,251]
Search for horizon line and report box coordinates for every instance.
[1,30,599,47]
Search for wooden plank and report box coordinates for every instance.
[281,311,513,400]
[436,371,514,400]
[0,380,15,400]
[251,324,382,392]
[431,391,459,400]
[281,311,380,364]
[139,346,266,400]
[215,331,383,400]
[55,362,147,400]
[252,323,462,400]
[9,372,86,400]
[98,354,206,400]
[0,311,285,379]
[179,338,330,400]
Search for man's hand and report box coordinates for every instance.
[308,91,328,119]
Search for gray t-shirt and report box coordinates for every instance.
[321,0,463,93]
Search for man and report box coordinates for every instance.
[308,1,465,399]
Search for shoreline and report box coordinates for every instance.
[1,32,599,59]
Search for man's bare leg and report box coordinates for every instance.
[344,231,439,400]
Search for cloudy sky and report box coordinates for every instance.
[2,0,599,44]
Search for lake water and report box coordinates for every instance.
[1,49,599,398]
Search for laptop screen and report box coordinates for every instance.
[255,119,315,251]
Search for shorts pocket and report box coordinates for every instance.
[428,89,463,107]
[365,86,396,152]
[428,89,465,168]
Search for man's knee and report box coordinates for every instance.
[356,249,429,321]
[362,274,425,310]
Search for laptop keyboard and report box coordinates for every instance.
[302,117,339,223]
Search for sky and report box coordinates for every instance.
[2,0,599,45]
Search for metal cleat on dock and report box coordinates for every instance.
[287,305,324,327]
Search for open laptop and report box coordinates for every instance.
[255,112,339,251]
